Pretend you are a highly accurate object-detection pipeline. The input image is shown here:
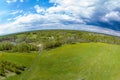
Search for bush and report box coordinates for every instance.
[43,41,62,50]
[0,42,14,51]
[15,66,26,71]
[15,69,21,75]
[0,60,26,76]
[12,42,38,52]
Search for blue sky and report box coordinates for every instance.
[0,0,120,36]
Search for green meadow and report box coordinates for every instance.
[6,43,120,80]
[0,30,120,80]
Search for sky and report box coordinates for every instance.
[0,0,120,36]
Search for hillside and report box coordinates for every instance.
[6,43,120,80]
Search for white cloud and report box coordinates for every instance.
[34,5,45,13]
[2,0,120,36]
[0,12,120,36]
[34,0,98,19]
[6,0,17,3]
[94,0,120,21]
[49,0,98,18]
[20,0,24,2]
[6,0,25,3]
[103,0,120,11]
[10,10,23,15]
[102,11,120,22]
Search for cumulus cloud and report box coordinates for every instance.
[0,13,120,37]
[49,0,98,19]
[2,0,120,36]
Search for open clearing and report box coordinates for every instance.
[5,42,120,80]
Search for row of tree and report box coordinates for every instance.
[0,41,63,52]
[0,42,38,52]
[1,30,120,44]
[0,30,120,52]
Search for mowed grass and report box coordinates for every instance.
[18,42,120,80]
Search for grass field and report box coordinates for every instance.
[0,52,38,66]
[5,42,120,80]
[0,52,38,80]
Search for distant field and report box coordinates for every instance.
[5,42,120,80]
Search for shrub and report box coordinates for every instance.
[0,42,14,51]
[15,69,21,75]
[0,60,26,76]
[43,41,62,50]
[12,42,38,52]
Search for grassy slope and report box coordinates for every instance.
[10,42,120,80]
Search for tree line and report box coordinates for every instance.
[0,42,38,52]
[0,30,120,52]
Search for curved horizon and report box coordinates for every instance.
[0,0,120,36]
